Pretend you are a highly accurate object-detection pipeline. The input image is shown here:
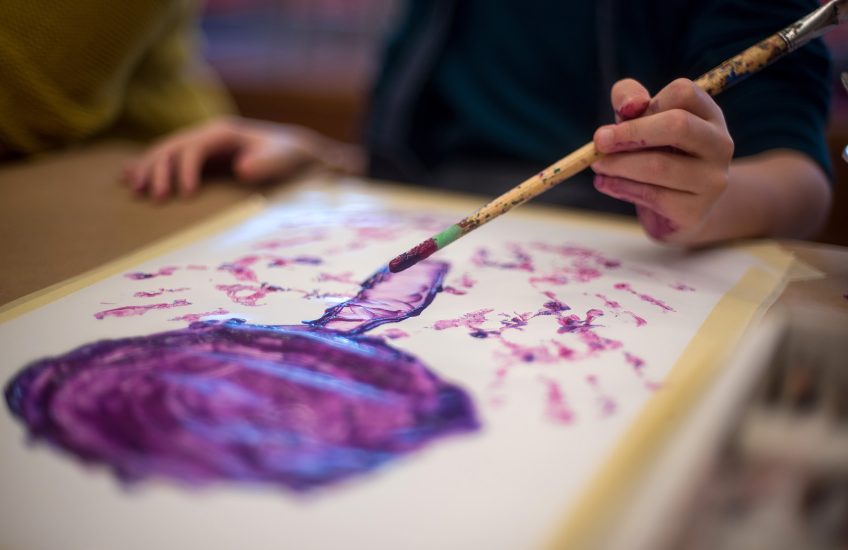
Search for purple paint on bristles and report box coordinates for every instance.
[6,260,477,492]
[388,239,438,273]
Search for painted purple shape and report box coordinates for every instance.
[5,260,477,492]
[307,262,448,334]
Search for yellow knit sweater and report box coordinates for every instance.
[0,0,233,155]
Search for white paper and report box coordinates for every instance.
[0,189,784,550]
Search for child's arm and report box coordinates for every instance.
[123,117,364,200]
[591,78,831,244]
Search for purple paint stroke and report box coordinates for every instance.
[624,351,661,390]
[169,308,230,323]
[442,286,466,295]
[540,378,575,424]
[614,283,675,312]
[380,328,409,340]
[432,309,494,332]
[556,309,604,334]
[5,259,477,492]
[133,288,190,298]
[595,293,646,327]
[124,266,179,280]
[315,272,359,285]
[586,375,617,417]
[94,299,191,320]
[528,243,620,288]
[252,230,327,251]
[307,261,449,334]
[471,245,534,272]
[268,256,323,268]
[216,283,283,307]
[218,255,261,282]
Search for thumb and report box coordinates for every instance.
[611,78,651,122]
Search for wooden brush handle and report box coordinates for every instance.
[456,143,601,233]
[696,34,788,96]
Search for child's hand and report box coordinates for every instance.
[591,78,734,244]
[123,117,364,200]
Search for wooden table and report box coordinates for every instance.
[1,142,847,318]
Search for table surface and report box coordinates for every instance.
[1,142,847,318]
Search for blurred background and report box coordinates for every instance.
[200,0,847,245]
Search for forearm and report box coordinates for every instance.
[692,149,832,243]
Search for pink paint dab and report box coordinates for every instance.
[169,308,230,323]
[133,287,190,298]
[216,283,282,306]
[541,378,575,424]
[124,266,179,280]
[94,299,190,320]
[613,282,675,312]
[380,328,409,340]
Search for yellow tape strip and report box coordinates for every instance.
[0,196,266,324]
[544,265,786,549]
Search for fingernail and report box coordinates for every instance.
[596,128,614,150]
[593,174,606,189]
[617,98,649,120]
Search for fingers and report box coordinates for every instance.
[593,109,733,160]
[611,79,651,122]
[123,119,247,200]
[648,78,726,124]
[593,150,716,193]
[150,151,174,201]
[593,174,708,228]
[177,145,202,197]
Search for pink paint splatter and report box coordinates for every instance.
[380,328,409,340]
[595,293,621,309]
[316,272,359,285]
[432,309,494,332]
[624,351,645,371]
[133,288,190,298]
[614,283,675,312]
[527,243,621,288]
[624,351,660,390]
[442,286,467,295]
[186,265,208,271]
[557,309,604,334]
[218,255,260,282]
[94,299,190,320]
[541,378,575,424]
[268,256,323,268]
[460,273,476,288]
[124,266,179,280]
[253,230,327,250]
[471,245,534,272]
[169,308,230,323]
[216,283,282,307]
[595,294,646,326]
[671,282,695,291]
[530,242,621,269]
[587,375,617,417]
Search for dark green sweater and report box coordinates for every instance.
[366,0,831,214]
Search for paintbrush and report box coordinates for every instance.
[387,0,848,273]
